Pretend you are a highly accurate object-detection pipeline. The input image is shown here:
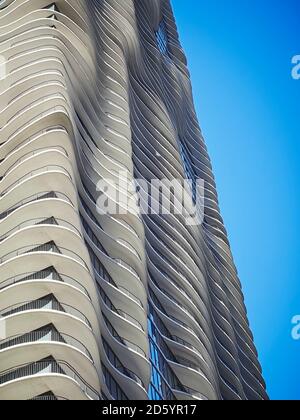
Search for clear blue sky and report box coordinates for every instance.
[172,0,300,400]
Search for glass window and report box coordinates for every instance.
[155,20,169,56]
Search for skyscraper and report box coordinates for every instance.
[0,0,268,400]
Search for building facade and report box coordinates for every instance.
[0,0,268,400]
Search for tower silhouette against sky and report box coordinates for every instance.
[0,0,268,400]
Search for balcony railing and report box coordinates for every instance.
[98,272,143,308]
[0,329,93,362]
[0,270,91,299]
[4,106,69,146]
[0,242,89,271]
[0,165,72,197]
[0,191,74,221]
[0,298,92,329]
[31,395,68,401]
[0,359,101,400]
[103,338,146,391]
[3,146,69,178]
[0,217,82,243]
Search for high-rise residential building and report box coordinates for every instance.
[0,0,268,401]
